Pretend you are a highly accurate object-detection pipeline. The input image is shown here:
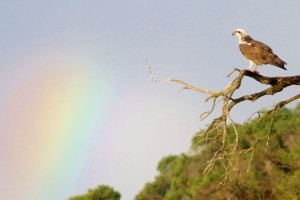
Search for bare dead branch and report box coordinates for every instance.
[169,79,216,95]
[145,60,171,83]
[246,111,261,123]
[226,70,300,112]
[228,113,239,154]
[145,60,216,94]
[200,98,218,120]
[266,94,300,115]
[146,62,300,184]
[261,94,300,151]
[226,68,240,77]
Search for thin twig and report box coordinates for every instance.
[200,97,218,120]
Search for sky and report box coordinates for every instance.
[0,1,299,200]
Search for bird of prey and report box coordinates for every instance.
[232,28,287,72]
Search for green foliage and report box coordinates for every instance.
[68,185,121,200]
[135,104,300,199]
[157,155,177,174]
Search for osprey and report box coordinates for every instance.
[232,28,287,71]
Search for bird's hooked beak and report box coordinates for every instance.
[232,31,235,36]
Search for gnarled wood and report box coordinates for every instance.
[146,61,300,178]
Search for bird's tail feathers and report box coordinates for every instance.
[272,57,287,70]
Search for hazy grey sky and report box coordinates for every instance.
[0,1,299,200]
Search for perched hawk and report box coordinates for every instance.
[232,28,287,71]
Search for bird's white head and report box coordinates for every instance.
[232,28,248,43]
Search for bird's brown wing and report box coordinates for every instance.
[239,40,277,65]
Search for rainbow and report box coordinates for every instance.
[1,51,116,200]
